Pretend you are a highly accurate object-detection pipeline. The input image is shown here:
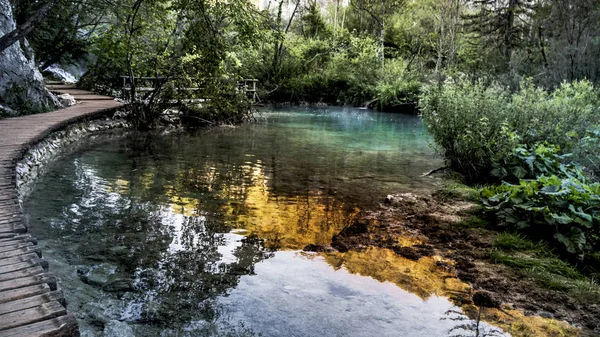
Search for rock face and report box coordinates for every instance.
[0,0,57,115]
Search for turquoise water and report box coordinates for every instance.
[22,107,504,336]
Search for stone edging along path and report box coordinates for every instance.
[0,84,123,337]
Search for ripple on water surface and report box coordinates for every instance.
[23,108,510,336]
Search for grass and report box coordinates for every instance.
[491,251,583,280]
[491,233,600,294]
[493,233,550,254]
[457,216,488,228]
[436,181,483,202]
[525,268,600,293]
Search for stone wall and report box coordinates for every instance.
[0,0,58,115]
[16,113,131,201]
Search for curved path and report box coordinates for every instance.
[0,83,122,337]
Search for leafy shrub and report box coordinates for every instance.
[490,143,579,182]
[420,80,517,181]
[373,60,421,110]
[267,34,424,108]
[482,144,600,256]
[510,80,600,151]
[574,128,600,180]
[421,78,600,182]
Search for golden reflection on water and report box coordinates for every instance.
[483,308,579,337]
[322,247,469,300]
[321,247,579,337]
[119,161,361,250]
[222,163,360,250]
[108,161,578,337]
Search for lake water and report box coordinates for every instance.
[23,107,505,336]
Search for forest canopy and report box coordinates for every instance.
[8,0,599,112]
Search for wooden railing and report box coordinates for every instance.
[120,76,259,102]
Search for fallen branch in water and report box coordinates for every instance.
[422,166,449,177]
[361,98,379,109]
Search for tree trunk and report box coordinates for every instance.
[380,19,385,65]
[0,0,58,54]
[503,0,518,69]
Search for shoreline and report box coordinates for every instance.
[310,186,599,336]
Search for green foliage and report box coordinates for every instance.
[421,78,600,181]
[491,233,600,293]
[78,0,267,128]
[574,128,600,180]
[265,33,379,105]
[491,143,581,182]
[509,80,600,150]
[482,144,600,256]
[181,80,254,127]
[437,182,482,201]
[420,80,517,181]
[374,60,421,110]
[493,232,548,253]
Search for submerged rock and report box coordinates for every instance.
[331,220,370,253]
[80,263,117,287]
[384,193,420,205]
[103,277,133,293]
[82,302,110,326]
[338,221,369,236]
[103,320,134,337]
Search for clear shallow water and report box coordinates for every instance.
[23,107,505,336]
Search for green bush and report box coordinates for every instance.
[420,78,600,181]
[510,80,600,151]
[482,144,600,256]
[372,59,422,110]
[420,80,516,181]
[265,34,422,108]
[574,128,600,180]
[491,143,579,182]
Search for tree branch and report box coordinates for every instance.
[0,0,59,54]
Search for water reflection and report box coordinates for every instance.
[322,247,470,300]
[25,108,495,336]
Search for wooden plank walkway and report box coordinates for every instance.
[0,83,123,337]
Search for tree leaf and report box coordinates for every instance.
[550,213,573,225]
[554,233,576,254]
[511,166,528,179]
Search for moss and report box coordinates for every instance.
[457,216,488,228]
[3,82,55,115]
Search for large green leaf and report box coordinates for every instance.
[550,213,574,225]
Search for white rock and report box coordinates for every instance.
[57,93,76,107]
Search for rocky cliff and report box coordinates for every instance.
[0,0,57,116]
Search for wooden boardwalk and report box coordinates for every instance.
[0,83,122,337]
